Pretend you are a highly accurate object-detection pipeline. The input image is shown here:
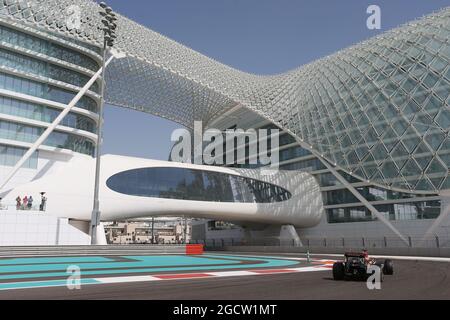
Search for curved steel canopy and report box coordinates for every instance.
[1,0,449,193]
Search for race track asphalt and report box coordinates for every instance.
[1,253,450,299]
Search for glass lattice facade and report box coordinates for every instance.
[220,118,442,224]
[289,20,450,192]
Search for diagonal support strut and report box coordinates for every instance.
[316,156,410,246]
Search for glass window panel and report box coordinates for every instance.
[401,159,422,178]
[0,144,38,169]
[106,167,292,203]
[0,72,98,113]
[381,160,399,179]
[328,200,440,223]
[0,119,94,156]
[0,96,96,133]
[316,172,342,187]
[425,131,446,150]
[0,24,99,71]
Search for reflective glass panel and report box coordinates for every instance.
[106,167,292,203]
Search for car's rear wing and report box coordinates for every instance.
[344,252,365,258]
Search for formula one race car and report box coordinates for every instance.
[332,252,394,281]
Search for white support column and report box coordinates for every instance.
[95,222,107,245]
[280,225,302,247]
[0,55,115,192]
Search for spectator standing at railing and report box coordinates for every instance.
[22,196,28,209]
[16,196,21,210]
[40,193,47,211]
[28,196,33,210]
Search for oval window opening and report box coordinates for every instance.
[106,167,291,203]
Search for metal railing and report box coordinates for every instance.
[0,244,192,257]
[191,235,450,249]
[0,203,45,211]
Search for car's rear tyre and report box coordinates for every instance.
[383,259,394,275]
[332,262,345,280]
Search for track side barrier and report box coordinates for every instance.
[185,244,204,255]
[216,245,450,258]
[0,244,204,258]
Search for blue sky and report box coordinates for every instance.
[100,0,450,160]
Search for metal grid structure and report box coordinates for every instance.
[0,0,449,193]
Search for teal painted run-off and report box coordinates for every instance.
[0,254,299,290]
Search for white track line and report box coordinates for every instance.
[94,275,159,284]
[93,265,332,285]
[205,271,255,277]
[0,263,334,291]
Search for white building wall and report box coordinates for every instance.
[0,149,76,195]
[0,211,90,245]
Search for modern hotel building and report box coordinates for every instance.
[0,0,448,245]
